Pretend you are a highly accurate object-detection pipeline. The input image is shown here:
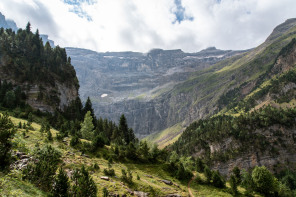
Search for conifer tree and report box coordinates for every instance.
[119,114,129,144]
[52,168,69,197]
[139,141,149,159]
[26,22,31,33]
[229,174,238,196]
[71,165,97,197]
[83,97,96,125]
[0,113,15,170]
[80,111,94,140]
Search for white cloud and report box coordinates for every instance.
[0,0,296,52]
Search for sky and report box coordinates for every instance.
[0,0,296,53]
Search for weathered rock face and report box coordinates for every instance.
[0,12,18,31]
[0,78,78,113]
[26,82,78,113]
[67,47,246,137]
[210,126,296,176]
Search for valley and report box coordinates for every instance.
[0,10,296,197]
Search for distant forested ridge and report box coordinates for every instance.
[0,23,79,112]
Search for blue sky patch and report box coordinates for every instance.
[63,0,96,21]
[172,0,194,24]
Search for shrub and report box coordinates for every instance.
[93,163,100,170]
[23,145,61,191]
[70,135,80,147]
[121,169,133,185]
[212,171,225,188]
[103,168,115,177]
[52,168,69,197]
[103,187,109,197]
[47,130,53,141]
[196,157,205,173]
[71,165,97,197]
[195,174,205,184]
[204,165,212,183]
[229,174,238,196]
[251,166,278,195]
[232,166,241,185]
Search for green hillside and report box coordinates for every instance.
[146,19,296,149]
[0,114,254,197]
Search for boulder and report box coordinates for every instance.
[160,180,173,185]
[101,176,110,181]
[134,191,149,197]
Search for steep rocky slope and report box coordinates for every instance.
[68,19,296,138]
[145,18,296,143]
[0,22,78,113]
[171,19,296,175]
[67,46,246,137]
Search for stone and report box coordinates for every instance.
[101,176,109,181]
[134,191,149,197]
[160,180,173,185]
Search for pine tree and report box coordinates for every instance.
[229,174,238,196]
[103,187,109,197]
[232,166,241,185]
[0,113,15,170]
[80,111,94,140]
[119,114,129,144]
[47,130,53,141]
[196,157,205,173]
[212,170,225,188]
[83,97,96,125]
[52,168,69,197]
[28,112,33,123]
[139,141,149,160]
[26,22,31,33]
[71,165,97,197]
[204,165,212,183]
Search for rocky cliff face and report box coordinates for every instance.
[0,12,18,31]
[172,19,296,175]
[67,47,246,137]
[0,12,78,113]
[203,125,296,176]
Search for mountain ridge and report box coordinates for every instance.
[66,45,247,137]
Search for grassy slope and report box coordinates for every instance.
[0,115,238,196]
[145,20,296,148]
[143,123,183,149]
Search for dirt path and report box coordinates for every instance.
[188,175,196,197]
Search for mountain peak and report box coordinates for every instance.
[0,12,18,31]
[265,18,296,43]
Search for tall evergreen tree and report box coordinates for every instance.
[52,168,69,197]
[80,111,94,140]
[0,113,15,170]
[83,97,96,126]
[71,165,97,197]
[26,22,31,33]
[119,114,129,144]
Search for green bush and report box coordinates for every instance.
[52,168,69,197]
[204,165,212,183]
[70,135,80,147]
[212,170,225,188]
[229,174,238,196]
[251,166,278,195]
[71,165,97,197]
[23,145,61,192]
[103,168,115,177]
[121,169,133,185]
[0,113,15,170]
